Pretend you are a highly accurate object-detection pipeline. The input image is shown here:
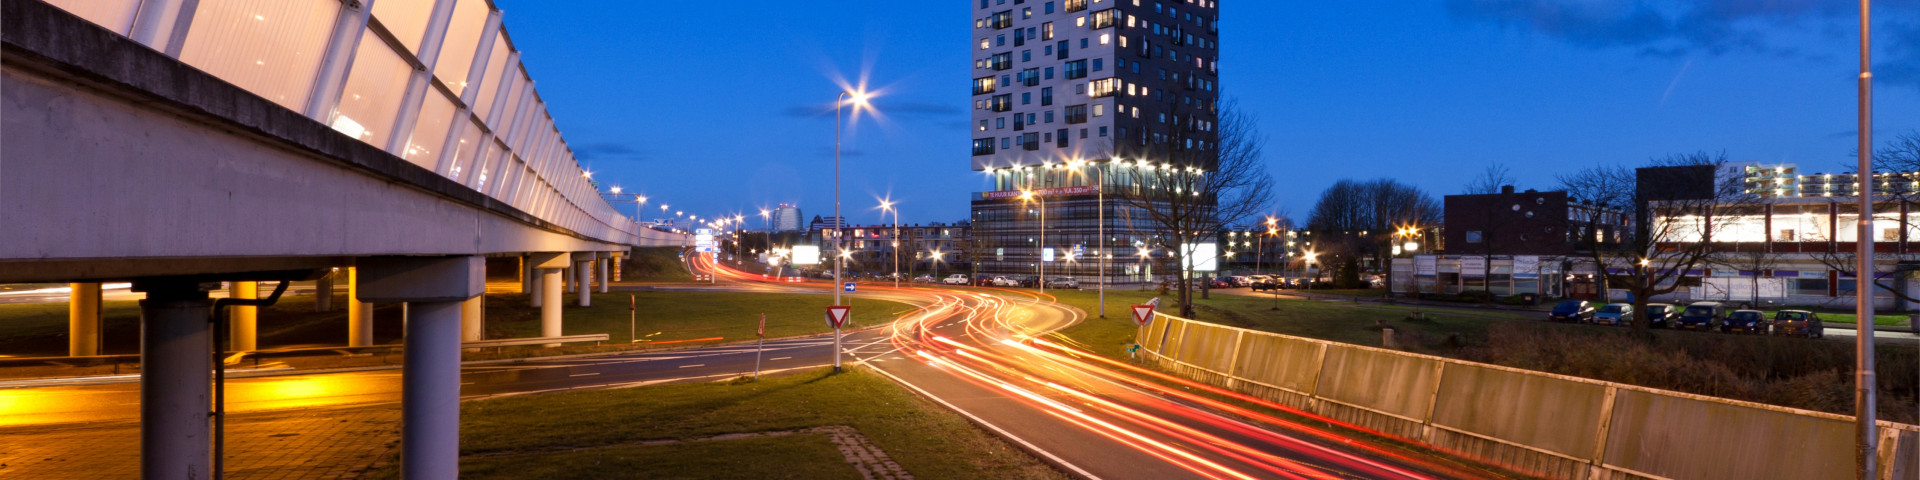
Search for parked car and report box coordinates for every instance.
[995,276,1023,287]
[1249,275,1280,292]
[1229,276,1252,287]
[942,274,970,285]
[1047,277,1080,289]
[1674,302,1727,331]
[1771,310,1825,338]
[1643,303,1677,329]
[1547,300,1595,323]
[912,274,935,283]
[1593,304,1633,326]
[1722,310,1769,334]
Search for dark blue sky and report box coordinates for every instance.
[495,0,1919,227]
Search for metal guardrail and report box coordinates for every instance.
[461,334,608,349]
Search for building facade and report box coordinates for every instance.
[968,0,1221,282]
[806,222,974,277]
[770,203,804,232]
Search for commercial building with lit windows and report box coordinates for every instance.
[969,0,1221,283]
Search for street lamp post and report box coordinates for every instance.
[1851,2,1877,475]
[881,200,899,288]
[832,89,870,373]
[1021,190,1047,293]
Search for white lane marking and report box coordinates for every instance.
[679,364,705,368]
[569,372,600,377]
[770,357,792,361]
[865,362,1101,480]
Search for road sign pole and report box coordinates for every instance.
[755,313,766,380]
[629,294,636,344]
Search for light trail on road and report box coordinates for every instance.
[697,254,1503,480]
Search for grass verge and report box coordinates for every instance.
[372,368,1067,479]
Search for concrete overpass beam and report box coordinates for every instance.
[228,281,257,351]
[348,267,374,347]
[69,282,102,356]
[355,256,485,480]
[526,253,570,347]
[132,279,214,478]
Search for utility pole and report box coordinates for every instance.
[1853,1,1878,476]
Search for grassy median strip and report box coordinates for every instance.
[371,368,1067,479]
[485,290,845,345]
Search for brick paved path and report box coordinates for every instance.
[0,403,399,479]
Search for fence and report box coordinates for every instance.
[1136,313,1920,480]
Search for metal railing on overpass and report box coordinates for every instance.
[40,0,659,246]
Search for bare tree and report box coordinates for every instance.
[1560,151,1757,334]
[1713,244,1780,307]
[1464,163,1516,195]
[1306,179,1442,287]
[1812,131,1920,311]
[1113,98,1273,318]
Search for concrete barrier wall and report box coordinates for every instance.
[1136,312,1919,480]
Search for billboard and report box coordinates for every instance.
[1415,255,1437,277]
[1180,243,1219,272]
[1513,256,1540,279]
[791,245,822,265]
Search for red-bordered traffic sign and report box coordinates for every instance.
[757,313,767,338]
[826,305,852,329]
[1130,304,1156,327]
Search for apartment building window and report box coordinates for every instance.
[1021,68,1040,86]
[1064,60,1088,79]
[1091,8,1118,28]
[1057,40,1069,59]
[991,10,1012,28]
[997,117,1006,129]
[1089,78,1120,98]
[1044,67,1055,79]
[1092,59,1103,71]
[991,53,1012,70]
[1065,0,1086,12]
[1002,138,1011,150]
[1020,133,1040,151]
[991,94,1012,111]
[1041,87,1053,106]
[1064,104,1088,123]
[1022,7,1031,18]
[1042,22,1054,40]
[1044,110,1054,123]
[973,138,996,156]
[1045,2,1055,14]
[1013,28,1025,46]
[1057,128,1070,148]
[1099,126,1108,137]
[1092,104,1104,117]
[1013,114,1024,130]
[1080,128,1088,139]
[980,38,990,50]
[1021,92,1031,105]
[974,76,996,95]
[979,120,989,131]
[1022,50,1031,62]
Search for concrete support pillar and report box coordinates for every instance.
[598,257,610,293]
[576,260,592,307]
[460,296,483,342]
[355,256,485,480]
[526,253,570,347]
[541,268,563,346]
[519,256,532,294]
[133,280,213,479]
[528,258,544,307]
[69,282,103,356]
[228,281,257,351]
[348,267,374,347]
[315,272,334,312]
[563,266,573,293]
[611,253,624,282]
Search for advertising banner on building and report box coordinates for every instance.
[1461,256,1487,278]
[1414,255,1437,277]
[1513,256,1539,279]
[978,185,1098,200]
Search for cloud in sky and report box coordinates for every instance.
[1445,0,1920,77]
[573,142,650,162]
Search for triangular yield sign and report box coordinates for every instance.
[826,305,852,329]
[1130,304,1156,327]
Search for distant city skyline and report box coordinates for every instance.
[499,0,1920,225]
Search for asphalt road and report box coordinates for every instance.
[0,253,1504,479]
